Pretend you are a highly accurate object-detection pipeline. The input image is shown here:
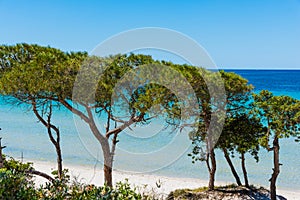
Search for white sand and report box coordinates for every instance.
[28,160,300,199]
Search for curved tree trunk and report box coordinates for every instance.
[32,101,63,179]
[241,153,249,188]
[46,120,63,179]
[223,148,242,186]
[270,137,280,200]
[208,149,217,190]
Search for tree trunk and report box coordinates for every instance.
[104,163,113,187]
[46,121,63,179]
[55,142,63,179]
[102,138,113,187]
[270,137,280,200]
[103,145,113,187]
[85,106,114,187]
[241,153,249,188]
[223,148,242,186]
[32,101,63,179]
[208,149,216,190]
[90,128,114,187]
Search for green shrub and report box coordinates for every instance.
[0,156,143,200]
[3,156,33,173]
[111,179,142,200]
[38,171,142,200]
[0,160,37,200]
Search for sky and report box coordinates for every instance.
[0,0,300,69]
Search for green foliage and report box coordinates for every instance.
[220,70,253,114]
[0,156,37,199]
[0,44,185,127]
[38,176,142,200]
[218,114,265,162]
[3,156,34,172]
[0,43,87,100]
[0,156,143,199]
[0,169,38,200]
[111,179,142,200]
[0,160,142,199]
[253,90,300,147]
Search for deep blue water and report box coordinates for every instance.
[227,70,300,98]
[0,70,299,191]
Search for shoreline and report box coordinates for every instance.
[26,159,300,199]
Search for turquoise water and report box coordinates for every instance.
[0,70,299,191]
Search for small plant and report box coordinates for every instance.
[38,174,143,199]
[111,179,142,199]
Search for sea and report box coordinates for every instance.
[0,70,299,191]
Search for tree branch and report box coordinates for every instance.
[26,169,54,182]
[59,100,90,123]
[85,105,107,143]
[105,114,144,139]
[32,100,57,145]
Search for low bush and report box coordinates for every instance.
[0,156,143,200]
[0,156,37,199]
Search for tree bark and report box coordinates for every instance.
[85,106,114,187]
[223,148,242,186]
[241,153,249,188]
[270,136,280,200]
[104,163,113,187]
[102,138,114,187]
[55,141,63,179]
[208,148,216,190]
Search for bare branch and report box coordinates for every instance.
[26,169,54,182]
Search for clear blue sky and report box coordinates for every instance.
[1,0,300,69]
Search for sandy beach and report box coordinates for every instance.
[28,160,300,200]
